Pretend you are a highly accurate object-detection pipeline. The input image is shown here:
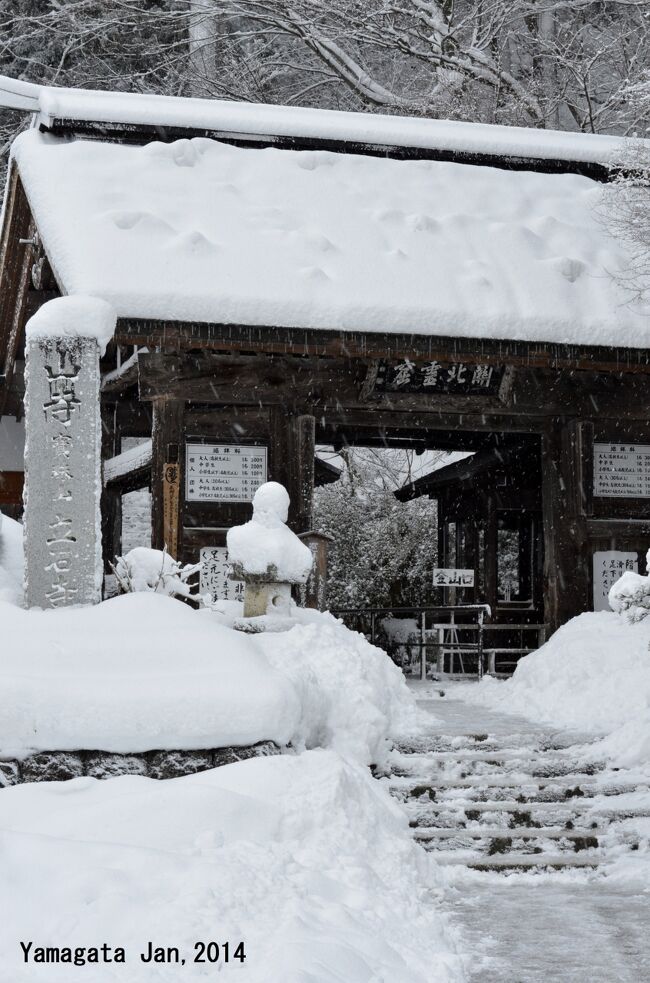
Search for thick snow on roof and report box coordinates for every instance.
[12,128,650,347]
[25,81,641,166]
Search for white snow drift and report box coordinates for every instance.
[467,611,650,768]
[0,750,464,983]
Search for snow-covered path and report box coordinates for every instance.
[386,684,650,982]
[451,881,650,982]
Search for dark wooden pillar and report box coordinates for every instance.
[269,408,315,532]
[151,398,184,553]
[541,419,590,634]
[484,492,498,614]
[100,400,121,572]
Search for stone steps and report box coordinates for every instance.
[413,826,608,839]
[434,853,602,870]
[387,716,644,873]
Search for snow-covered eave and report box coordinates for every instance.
[0,74,645,173]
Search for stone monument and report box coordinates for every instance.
[24,296,116,608]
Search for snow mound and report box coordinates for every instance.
[466,611,650,766]
[0,592,301,756]
[25,295,116,355]
[0,592,420,761]
[227,482,313,583]
[255,607,422,766]
[0,510,23,605]
[0,750,463,983]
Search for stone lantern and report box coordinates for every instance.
[226,482,313,621]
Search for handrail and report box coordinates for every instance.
[330,605,546,678]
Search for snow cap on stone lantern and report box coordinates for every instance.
[226,482,313,618]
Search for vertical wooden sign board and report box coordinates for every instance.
[163,462,180,557]
[592,551,638,612]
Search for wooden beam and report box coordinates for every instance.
[101,351,141,394]
[44,116,611,182]
[117,318,650,374]
[138,352,364,405]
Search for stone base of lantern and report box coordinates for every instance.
[243,581,293,618]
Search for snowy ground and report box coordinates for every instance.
[0,749,465,983]
[0,511,466,982]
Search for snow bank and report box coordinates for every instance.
[25,295,116,355]
[12,129,650,347]
[0,511,23,604]
[466,611,650,766]
[0,589,420,761]
[254,608,421,766]
[227,482,313,583]
[0,750,463,983]
[0,592,300,756]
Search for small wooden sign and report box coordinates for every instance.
[163,462,180,557]
[375,360,504,395]
[592,550,638,612]
[433,568,475,587]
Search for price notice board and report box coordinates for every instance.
[186,443,267,503]
[593,442,650,499]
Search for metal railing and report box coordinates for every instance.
[330,605,547,678]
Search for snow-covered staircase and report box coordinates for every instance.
[385,691,648,872]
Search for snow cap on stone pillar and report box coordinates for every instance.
[25,295,116,353]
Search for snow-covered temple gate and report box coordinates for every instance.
[1,77,650,636]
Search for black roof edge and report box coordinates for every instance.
[40,119,612,182]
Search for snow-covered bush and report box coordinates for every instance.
[112,547,199,600]
[609,552,650,622]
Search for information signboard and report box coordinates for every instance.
[592,550,638,612]
[433,568,475,587]
[593,442,650,499]
[200,547,244,603]
[186,443,267,503]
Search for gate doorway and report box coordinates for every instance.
[320,432,547,675]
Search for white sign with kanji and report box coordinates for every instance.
[592,550,638,612]
[186,443,267,503]
[593,443,650,499]
[433,568,475,587]
[200,547,244,603]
